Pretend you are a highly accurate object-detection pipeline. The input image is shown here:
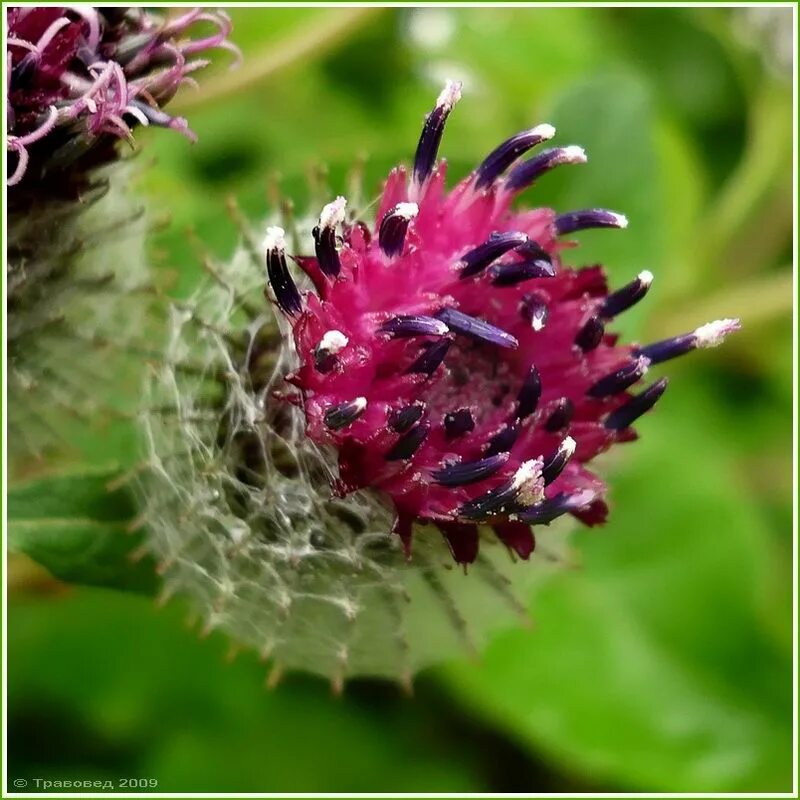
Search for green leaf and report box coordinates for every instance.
[441,384,793,792]
[7,471,158,594]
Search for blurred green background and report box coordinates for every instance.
[8,5,794,793]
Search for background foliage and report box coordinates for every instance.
[7,6,794,793]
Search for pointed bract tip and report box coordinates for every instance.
[436,79,462,110]
[264,226,286,253]
[694,318,741,348]
[319,196,347,229]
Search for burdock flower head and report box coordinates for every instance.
[267,81,740,565]
[6,6,238,188]
[143,83,739,685]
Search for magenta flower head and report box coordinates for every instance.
[266,81,740,566]
[6,6,240,188]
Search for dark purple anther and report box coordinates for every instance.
[459,459,543,521]
[379,315,449,338]
[517,490,596,525]
[490,259,555,286]
[600,270,653,318]
[506,146,587,193]
[521,293,549,331]
[378,203,419,257]
[541,436,577,485]
[575,316,605,351]
[385,420,430,461]
[406,339,452,375]
[324,397,367,431]
[516,365,542,419]
[389,403,425,434]
[544,398,574,432]
[605,378,668,431]
[436,308,518,349]
[265,227,302,316]
[313,196,346,277]
[432,453,510,487]
[587,356,649,398]
[458,231,529,279]
[412,80,462,186]
[635,319,740,365]
[473,124,556,189]
[555,209,628,236]
[444,408,475,439]
[485,421,520,457]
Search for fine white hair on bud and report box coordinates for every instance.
[694,318,742,349]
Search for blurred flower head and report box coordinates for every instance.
[6,6,240,188]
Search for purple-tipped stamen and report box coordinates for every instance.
[458,231,529,279]
[378,202,418,258]
[541,436,577,485]
[490,259,556,286]
[264,227,302,316]
[324,397,367,431]
[385,420,431,461]
[555,209,628,236]
[406,339,452,375]
[517,489,597,525]
[313,196,346,277]
[379,315,449,338]
[436,308,518,349]
[635,319,741,365]
[516,365,542,419]
[485,421,520,457]
[412,80,461,186]
[520,294,549,331]
[600,270,653,319]
[506,146,587,193]
[474,123,556,189]
[460,459,544,521]
[389,403,425,434]
[575,316,605,351]
[544,398,574,432]
[587,356,649,398]
[444,408,475,439]
[605,378,668,431]
[432,453,510,487]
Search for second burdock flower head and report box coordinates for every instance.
[266,80,740,565]
[6,6,239,188]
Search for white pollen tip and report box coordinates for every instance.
[562,145,588,163]
[513,458,545,507]
[436,79,462,110]
[693,318,741,349]
[319,196,347,229]
[638,269,654,286]
[635,355,651,373]
[353,397,368,412]
[560,435,577,458]
[532,123,556,140]
[392,202,419,219]
[612,212,629,229]
[263,226,286,253]
[318,329,349,354]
